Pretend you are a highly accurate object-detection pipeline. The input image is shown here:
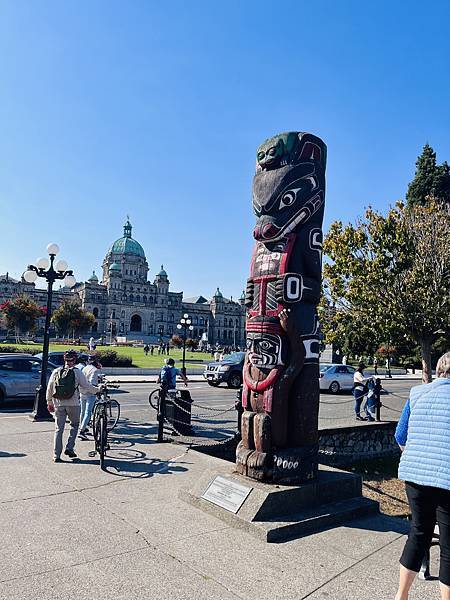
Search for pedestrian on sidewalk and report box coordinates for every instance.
[144,344,150,356]
[79,355,103,439]
[373,356,378,375]
[353,362,371,421]
[46,349,101,462]
[394,352,450,600]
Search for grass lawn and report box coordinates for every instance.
[0,342,213,368]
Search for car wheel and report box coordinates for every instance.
[228,373,242,389]
[329,381,340,394]
[0,388,4,406]
[207,381,219,387]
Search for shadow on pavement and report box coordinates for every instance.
[0,451,27,457]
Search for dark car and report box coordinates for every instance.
[34,351,89,367]
[0,353,57,405]
[203,351,245,388]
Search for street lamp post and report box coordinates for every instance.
[177,313,193,376]
[24,244,76,421]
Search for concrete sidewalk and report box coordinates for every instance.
[0,415,441,600]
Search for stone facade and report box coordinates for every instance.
[0,220,246,346]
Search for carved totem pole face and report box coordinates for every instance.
[253,132,326,243]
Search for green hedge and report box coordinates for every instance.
[96,349,134,367]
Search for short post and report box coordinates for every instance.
[157,387,166,442]
[375,378,382,421]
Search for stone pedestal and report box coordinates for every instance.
[180,452,378,542]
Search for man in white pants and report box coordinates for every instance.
[46,349,100,462]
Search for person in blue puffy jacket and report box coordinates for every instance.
[394,352,450,600]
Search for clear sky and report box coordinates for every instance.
[1,1,449,298]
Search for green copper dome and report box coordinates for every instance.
[88,270,99,282]
[109,262,121,272]
[214,287,223,298]
[108,220,146,258]
[157,265,168,277]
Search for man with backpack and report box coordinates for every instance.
[158,357,188,390]
[46,349,102,462]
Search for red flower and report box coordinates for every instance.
[0,301,10,311]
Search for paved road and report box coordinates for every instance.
[0,378,414,444]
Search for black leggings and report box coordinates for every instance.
[400,481,450,585]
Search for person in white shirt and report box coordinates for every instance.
[353,362,371,421]
[46,349,101,462]
[79,355,103,439]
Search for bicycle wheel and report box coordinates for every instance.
[148,389,160,411]
[92,405,100,447]
[107,399,121,431]
[99,415,107,469]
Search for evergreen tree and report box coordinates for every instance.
[407,144,450,207]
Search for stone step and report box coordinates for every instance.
[261,496,380,543]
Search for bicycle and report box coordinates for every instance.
[90,381,120,469]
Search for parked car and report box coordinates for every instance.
[319,363,356,393]
[204,351,245,388]
[0,354,57,405]
[34,351,89,367]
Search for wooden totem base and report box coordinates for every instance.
[236,441,318,484]
[180,452,378,543]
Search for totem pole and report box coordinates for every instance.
[236,131,326,484]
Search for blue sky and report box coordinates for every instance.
[1,1,449,298]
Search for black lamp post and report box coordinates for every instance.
[23,244,75,421]
[177,313,193,376]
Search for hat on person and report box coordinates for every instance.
[64,349,78,361]
[358,362,366,370]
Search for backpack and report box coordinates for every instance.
[53,367,77,400]
[160,366,174,389]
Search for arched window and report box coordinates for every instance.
[149,297,153,304]
[136,295,140,303]
[194,316,198,324]
[93,307,99,318]
[200,317,204,325]
[143,296,147,302]
[129,294,134,302]
[224,331,228,339]
[130,314,142,332]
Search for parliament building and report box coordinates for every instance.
[0,220,246,347]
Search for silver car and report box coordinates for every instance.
[0,354,56,405]
[319,363,356,394]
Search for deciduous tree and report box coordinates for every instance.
[0,295,45,341]
[323,201,450,382]
[51,300,95,338]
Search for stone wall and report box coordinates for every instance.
[318,422,400,466]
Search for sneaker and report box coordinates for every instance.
[355,415,367,421]
[53,456,62,463]
[78,431,88,440]
[366,415,375,422]
[64,449,78,459]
